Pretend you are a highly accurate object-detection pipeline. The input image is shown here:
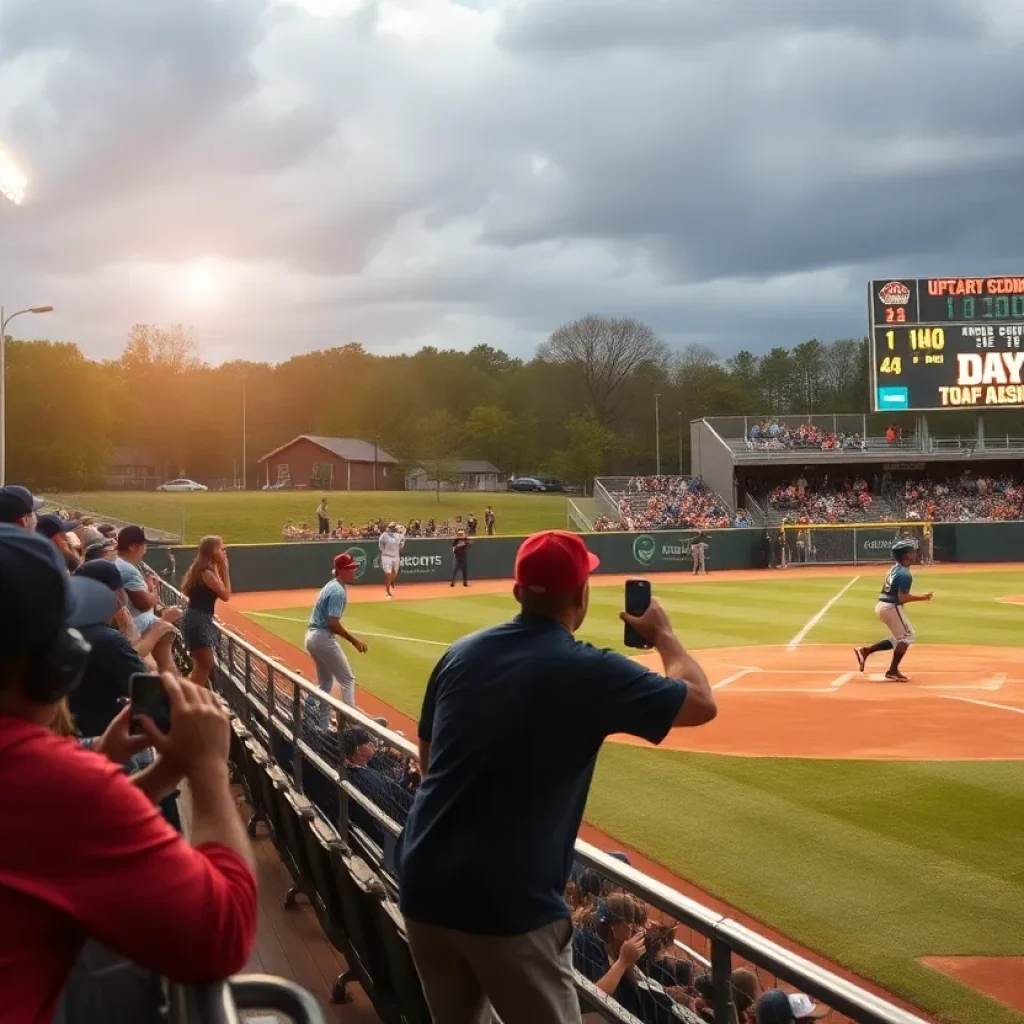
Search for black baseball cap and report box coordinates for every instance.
[0,485,44,523]
[0,525,117,657]
[342,726,375,757]
[117,525,147,550]
[75,559,124,593]
[36,513,81,539]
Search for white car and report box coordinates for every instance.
[157,478,208,492]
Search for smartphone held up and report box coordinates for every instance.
[623,578,652,649]
[129,673,172,735]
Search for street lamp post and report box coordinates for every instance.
[0,305,54,486]
[654,393,662,476]
[678,412,684,476]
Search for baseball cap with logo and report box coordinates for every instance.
[333,552,360,574]
[514,530,600,594]
[36,514,81,539]
[0,485,44,523]
[0,525,116,659]
[756,990,828,1024]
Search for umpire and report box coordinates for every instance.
[451,529,469,588]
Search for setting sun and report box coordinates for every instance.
[180,258,225,307]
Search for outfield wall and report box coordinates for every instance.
[147,528,767,591]
[142,522,1023,592]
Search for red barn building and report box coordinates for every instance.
[257,436,402,491]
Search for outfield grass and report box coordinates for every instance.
[49,490,568,544]
[248,572,1024,1024]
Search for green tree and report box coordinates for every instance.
[547,412,614,492]
[412,410,463,502]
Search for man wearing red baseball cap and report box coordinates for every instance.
[397,530,716,1024]
[303,552,368,721]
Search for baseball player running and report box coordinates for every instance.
[854,539,933,681]
[378,521,405,599]
[305,552,368,725]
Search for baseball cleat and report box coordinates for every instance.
[885,671,910,682]
[854,647,867,672]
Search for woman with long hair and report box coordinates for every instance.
[180,535,231,685]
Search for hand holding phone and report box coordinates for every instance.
[129,673,172,735]
[623,579,653,649]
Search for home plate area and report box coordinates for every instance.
[621,644,1024,760]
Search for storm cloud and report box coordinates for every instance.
[1,0,1022,361]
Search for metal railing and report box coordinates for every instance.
[153,575,930,1024]
[566,497,595,532]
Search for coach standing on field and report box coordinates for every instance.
[396,530,717,1024]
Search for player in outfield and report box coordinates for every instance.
[854,539,933,681]
[379,521,405,600]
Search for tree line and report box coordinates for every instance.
[6,318,877,492]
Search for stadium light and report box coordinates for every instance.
[0,150,28,206]
[0,304,54,485]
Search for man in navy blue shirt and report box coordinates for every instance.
[396,530,717,1024]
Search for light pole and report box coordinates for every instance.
[678,412,684,475]
[0,304,53,486]
[241,374,247,491]
[654,393,662,475]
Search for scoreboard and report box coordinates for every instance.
[868,277,1024,412]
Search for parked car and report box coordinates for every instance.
[508,476,566,493]
[157,478,208,492]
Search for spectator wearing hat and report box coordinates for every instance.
[75,516,105,548]
[342,726,413,832]
[304,552,368,721]
[37,513,83,573]
[0,484,44,529]
[397,529,717,1024]
[0,526,257,1024]
[115,525,181,674]
[84,537,117,561]
[756,989,828,1024]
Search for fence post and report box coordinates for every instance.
[709,937,734,1024]
[334,724,350,838]
[291,683,304,795]
[265,664,276,764]
[241,644,252,727]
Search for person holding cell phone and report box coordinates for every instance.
[180,535,231,687]
[0,526,257,1024]
[397,530,717,1024]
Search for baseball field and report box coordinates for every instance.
[216,567,1024,1024]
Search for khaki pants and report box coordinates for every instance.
[405,917,581,1024]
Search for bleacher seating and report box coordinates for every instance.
[596,476,744,531]
[760,476,897,526]
[900,472,1024,522]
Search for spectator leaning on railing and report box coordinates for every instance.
[0,526,257,1024]
[396,530,717,1024]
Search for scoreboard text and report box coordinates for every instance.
[869,278,1024,412]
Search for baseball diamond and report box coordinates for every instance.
[209,562,1024,1024]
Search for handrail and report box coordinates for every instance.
[153,572,930,1024]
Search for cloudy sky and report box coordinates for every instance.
[2,0,1023,364]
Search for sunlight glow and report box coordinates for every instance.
[0,149,28,205]
[180,259,226,308]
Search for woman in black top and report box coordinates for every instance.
[180,535,231,686]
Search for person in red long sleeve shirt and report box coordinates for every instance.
[0,525,258,1024]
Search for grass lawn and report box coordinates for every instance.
[48,490,569,544]
[247,571,1024,1024]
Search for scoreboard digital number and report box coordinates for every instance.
[869,277,1024,412]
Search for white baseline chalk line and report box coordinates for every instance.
[787,577,861,651]
[936,695,1024,716]
[713,669,756,691]
[247,611,450,648]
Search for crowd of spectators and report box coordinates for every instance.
[902,472,1024,522]
[765,475,875,524]
[614,477,737,531]
[0,484,257,1022]
[283,503,497,541]
[746,421,868,452]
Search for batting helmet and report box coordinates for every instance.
[892,539,918,559]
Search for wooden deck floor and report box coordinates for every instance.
[179,784,382,1023]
